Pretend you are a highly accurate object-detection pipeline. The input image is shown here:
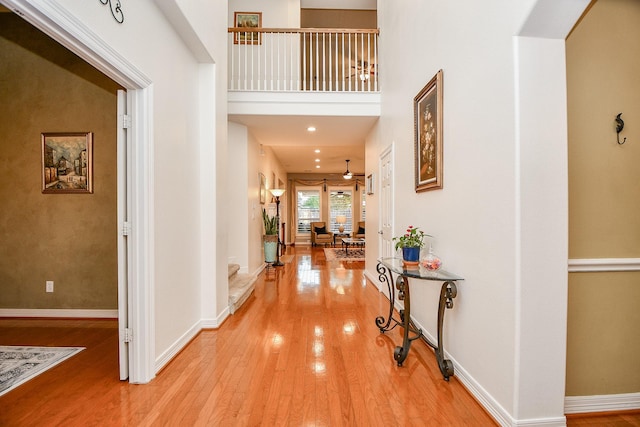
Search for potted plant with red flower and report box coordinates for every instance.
[393,225,429,266]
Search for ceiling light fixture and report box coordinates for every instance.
[307,126,316,132]
[343,160,353,180]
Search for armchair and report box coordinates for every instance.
[311,221,333,247]
[352,221,365,239]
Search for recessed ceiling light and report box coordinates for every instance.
[307,126,316,132]
[316,165,320,168]
[314,149,320,153]
[315,158,320,162]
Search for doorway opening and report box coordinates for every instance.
[0,0,154,383]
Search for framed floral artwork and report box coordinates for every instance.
[42,132,93,194]
[234,12,262,45]
[414,69,443,192]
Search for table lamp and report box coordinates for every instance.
[336,215,346,233]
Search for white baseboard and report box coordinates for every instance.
[363,269,379,291]
[410,315,566,427]
[156,308,231,373]
[0,308,118,318]
[368,268,563,426]
[154,319,201,373]
[252,263,266,277]
[565,392,640,414]
[201,306,230,329]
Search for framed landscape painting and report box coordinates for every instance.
[42,132,93,194]
[234,12,262,45]
[414,69,443,192]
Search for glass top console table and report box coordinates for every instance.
[375,257,464,381]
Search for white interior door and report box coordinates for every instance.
[379,145,394,258]
[117,90,131,381]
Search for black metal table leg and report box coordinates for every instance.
[393,275,411,366]
[435,281,457,380]
[375,263,399,332]
[375,259,463,380]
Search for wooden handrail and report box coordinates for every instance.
[228,27,379,34]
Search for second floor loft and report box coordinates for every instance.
[228,27,379,93]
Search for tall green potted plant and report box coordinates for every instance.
[262,208,278,263]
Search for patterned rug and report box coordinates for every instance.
[0,346,85,397]
[324,247,365,262]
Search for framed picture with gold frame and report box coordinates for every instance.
[414,69,443,192]
[259,172,266,204]
[42,132,93,194]
[366,174,374,195]
[234,12,262,45]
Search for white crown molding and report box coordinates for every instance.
[568,258,640,273]
[2,0,151,89]
[565,392,640,414]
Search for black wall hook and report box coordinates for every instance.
[615,113,627,145]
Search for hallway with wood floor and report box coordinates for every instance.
[1,246,638,426]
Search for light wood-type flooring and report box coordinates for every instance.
[1,246,638,426]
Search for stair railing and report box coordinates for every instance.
[228,27,379,93]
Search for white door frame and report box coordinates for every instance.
[379,144,394,262]
[3,0,156,384]
[116,90,130,380]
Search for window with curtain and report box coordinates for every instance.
[329,189,353,233]
[361,191,366,221]
[296,188,320,234]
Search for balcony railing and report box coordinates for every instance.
[228,28,379,93]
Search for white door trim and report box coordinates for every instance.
[2,0,156,384]
[117,89,129,381]
[379,144,394,260]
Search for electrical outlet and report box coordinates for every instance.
[46,281,54,292]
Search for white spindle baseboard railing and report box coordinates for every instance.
[228,28,379,93]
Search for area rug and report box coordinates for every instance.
[324,247,365,262]
[0,346,85,397]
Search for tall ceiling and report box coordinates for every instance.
[228,3,378,177]
[228,114,377,175]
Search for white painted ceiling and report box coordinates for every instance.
[228,114,377,175]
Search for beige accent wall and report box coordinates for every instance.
[0,14,121,309]
[566,0,640,395]
[300,9,377,29]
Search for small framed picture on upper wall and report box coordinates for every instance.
[234,12,262,45]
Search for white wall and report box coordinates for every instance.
[48,0,229,370]
[229,0,300,27]
[229,121,288,275]
[377,0,519,414]
[228,123,250,271]
[372,0,588,424]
